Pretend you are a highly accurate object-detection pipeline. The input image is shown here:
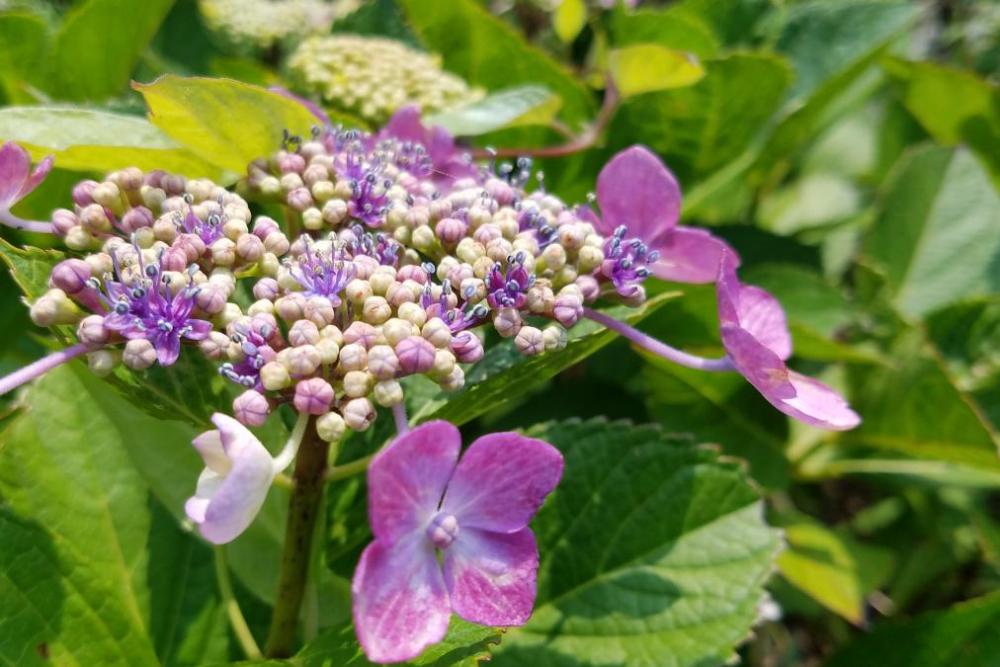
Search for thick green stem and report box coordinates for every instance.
[264,418,330,657]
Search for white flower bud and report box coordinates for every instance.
[362,296,392,324]
[345,278,372,304]
[261,361,291,390]
[515,326,545,356]
[199,331,231,359]
[343,397,375,431]
[338,343,367,372]
[494,307,522,338]
[316,338,340,365]
[373,379,404,407]
[123,338,157,370]
[343,370,374,398]
[218,303,243,328]
[396,301,427,328]
[316,411,347,442]
[88,349,118,376]
[382,318,414,346]
[439,365,465,391]
[421,318,452,348]
[284,344,321,376]
[543,325,568,351]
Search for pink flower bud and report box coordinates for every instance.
[49,259,91,294]
[343,321,377,348]
[121,206,154,232]
[72,180,98,207]
[515,325,545,356]
[473,224,502,244]
[195,285,227,314]
[450,331,484,363]
[253,278,280,301]
[575,274,601,302]
[51,208,79,236]
[77,314,110,346]
[236,233,264,262]
[294,377,335,415]
[397,264,428,285]
[278,152,306,174]
[395,335,435,375]
[233,389,270,426]
[253,216,279,240]
[553,295,583,328]
[160,246,189,272]
[123,338,158,369]
[288,319,320,347]
[287,187,314,212]
[435,217,468,245]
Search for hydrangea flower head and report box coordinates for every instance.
[717,251,860,430]
[352,420,563,663]
[594,145,736,284]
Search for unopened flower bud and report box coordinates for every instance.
[338,343,368,372]
[195,285,227,315]
[77,315,110,346]
[553,294,583,328]
[439,365,465,391]
[50,259,91,294]
[435,217,467,245]
[285,344,321,377]
[218,303,243,328]
[456,238,485,264]
[275,295,305,322]
[431,349,456,379]
[287,187,313,212]
[253,278,280,301]
[493,307,522,338]
[233,390,270,427]
[576,274,601,302]
[382,318,414,347]
[362,296,392,324]
[395,336,435,374]
[253,216,279,240]
[450,331,484,363]
[367,345,400,380]
[322,198,348,225]
[345,278,373,304]
[515,326,545,356]
[123,338,158,369]
[122,206,154,233]
[543,325,568,351]
[373,379,404,407]
[316,411,347,442]
[343,321,377,348]
[210,238,236,266]
[302,207,323,230]
[294,377,335,415]
[199,331,231,359]
[236,234,264,263]
[288,319,321,347]
[577,245,604,273]
[342,397,375,431]
[72,180,97,207]
[316,338,340,365]
[541,243,567,272]
[87,349,117,376]
[259,361,290,391]
[397,301,427,327]
[30,289,79,326]
[343,370,374,398]
[51,208,79,236]
[421,318,452,348]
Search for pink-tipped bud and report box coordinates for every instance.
[395,336,435,375]
[294,377,334,415]
[51,209,79,236]
[235,233,264,263]
[160,246,189,272]
[50,259,91,294]
[515,325,545,356]
[278,152,306,174]
[77,314,110,346]
[195,285,227,315]
[233,389,270,426]
[493,307,522,338]
[72,180,98,207]
[435,217,468,245]
[343,321,377,348]
[253,216,280,240]
[287,187,314,212]
[397,264,428,285]
[288,319,320,347]
[343,397,375,431]
[123,338,158,369]
[367,345,400,380]
[253,278,280,301]
[485,178,515,206]
[553,294,583,328]
[576,274,601,302]
[121,206,154,232]
[450,331,484,363]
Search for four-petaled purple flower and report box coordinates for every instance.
[717,251,860,430]
[592,145,737,284]
[352,420,563,663]
[98,250,212,365]
[288,241,356,304]
[486,256,533,309]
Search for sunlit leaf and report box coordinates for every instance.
[608,44,705,97]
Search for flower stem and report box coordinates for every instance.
[0,209,55,234]
[324,454,373,482]
[392,401,409,435]
[583,307,734,372]
[0,343,89,395]
[264,417,330,658]
[213,546,262,660]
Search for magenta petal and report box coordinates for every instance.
[651,226,735,284]
[721,325,795,401]
[444,527,539,627]
[0,142,31,208]
[352,537,451,663]
[368,420,461,542]
[18,154,53,201]
[383,105,426,143]
[778,371,861,431]
[737,285,792,360]
[596,145,681,244]
[442,432,563,533]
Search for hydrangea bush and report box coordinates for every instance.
[2,1,999,666]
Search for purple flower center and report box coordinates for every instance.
[602,225,657,297]
[288,242,356,304]
[426,511,459,549]
[347,225,401,266]
[181,205,224,245]
[486,254,534,309]
[337,152,390,227]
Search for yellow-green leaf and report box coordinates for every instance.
[426,86,562,136]
[553,0,587,44]
[608,44,705,97]
[133,75,320,173]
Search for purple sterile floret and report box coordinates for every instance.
[346,224,401,266]
[95,247,212,366]
[288,241,356,304]
[716,251,860,430]
[600,225,658,298]
[180,205,225,245]
[337,150,391,227]
[352,420,563,664]
[594,145,737,284]
[485,255,534,310]
[379,106,478,183]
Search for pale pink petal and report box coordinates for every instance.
[442,432,563,533]
[444,527,538,627]
[596,145,680,244]
[720,325,795,401]
[352,536,451,664]
[192,429,231,475]
[778,372,861,431]
[651,226,736,284]
[736,286,792,360]
[191,448,273,544]
[212,413,258,457]
[17,154,53,201]
[0,142,31,208]
[368,420,461,542]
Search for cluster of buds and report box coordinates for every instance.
[287,35,483,124]
[198,0,360,50]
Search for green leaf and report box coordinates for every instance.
[757,172,862,236]
[865,145,1000,317]
[611,52,791,183]
[826,592,1000,667]
[776,516,893,624]
[290,617,502,666]
[0,106,224,178]
[607,44,705,98]
[812,458,1000,489]
[398,0,595,123]
[133,75,320,173]
[51,0,175,101]
[0,239,63,300]
[410,291,680,426]
[925,297,1000,393]
[608,5,719,58]
[425,86,562,136]
[490,419,781,666]
[845,330,1000,468]
[553,0,587,44]
[0,11,50,99]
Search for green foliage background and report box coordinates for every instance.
[1,0,999,665]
